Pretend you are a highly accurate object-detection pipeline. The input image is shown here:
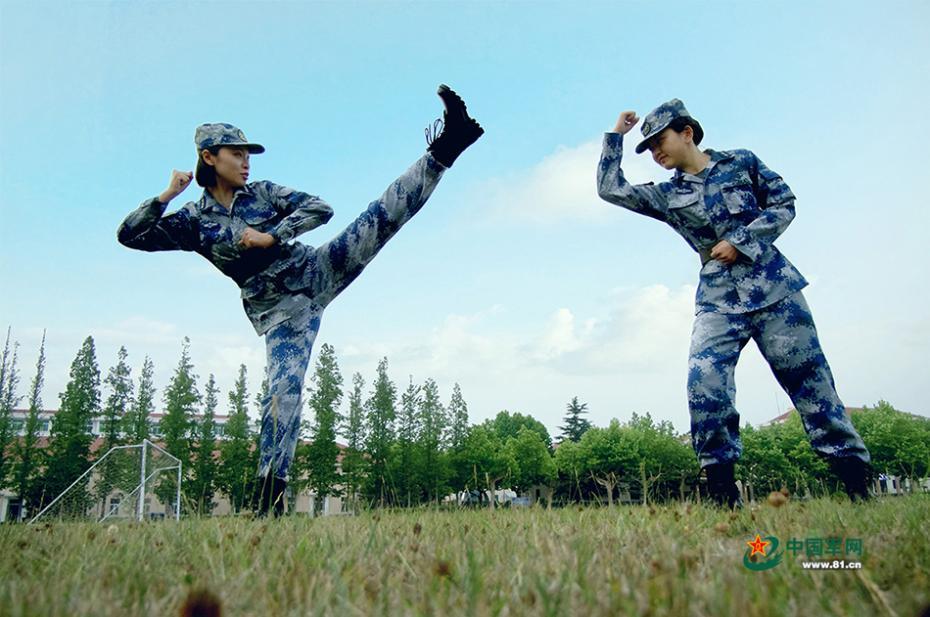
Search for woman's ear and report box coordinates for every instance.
[200,149,216,166]
[682,125,694,145]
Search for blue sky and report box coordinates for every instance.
[2,1,928,436]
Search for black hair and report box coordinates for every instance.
[667,116,704,146]
[195,146,222,188]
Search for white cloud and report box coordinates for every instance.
[328,284,698,431]
[476,137,668,225]
[540,284,695,375]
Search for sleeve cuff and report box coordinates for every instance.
[603,132,625,149]
[724,228,762,262]
[270,225,292,244]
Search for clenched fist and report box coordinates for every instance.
[240,227,276,249]
[159,170,193,204]
[711,240,739,265]
[613,111,640,135]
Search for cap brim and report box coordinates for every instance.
[201,142,265,154]
[635,120,672,154]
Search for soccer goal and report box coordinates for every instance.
[28,440,182,524]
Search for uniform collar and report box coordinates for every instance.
[198,183,254,213]
[673,149,734,185]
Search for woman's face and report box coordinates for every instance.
[647,127,692,170]
[204,146,250,188]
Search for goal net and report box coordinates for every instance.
[28,440,182,524]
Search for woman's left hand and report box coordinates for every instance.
[710,240,739,265]
[240,227,276,249]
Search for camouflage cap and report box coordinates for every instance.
[194,123,265,154]
[635,99,697,154]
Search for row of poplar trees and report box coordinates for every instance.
[4,326,927,519]
[0,329,267,518]
[0,328,573,517]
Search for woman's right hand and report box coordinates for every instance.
[613,111,639,135]
[158,170,193,203]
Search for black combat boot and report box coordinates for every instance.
[256,473,288,518]
[271,477,287,517]
[705,462,743,509]
[425,84,484,168]
[829,457,872,502]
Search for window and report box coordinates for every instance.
[10,419,24,434]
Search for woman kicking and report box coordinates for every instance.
[118,85,483,516]
[596,99,870,506]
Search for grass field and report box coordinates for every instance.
[2,495,928,617]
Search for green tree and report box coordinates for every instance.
[12,331,46,519]
[738,413,828,499]
[558,397,592,443]
[446,382,469,452]
[340,372,368,513]
[625,413,696,504]
[100,346,133,451]
[577,420,635,506]
[445,383,471,496]
[506,426,556,497]
[457,424,516,506]
[219,365,256,513]
[418,378,449,504]
[41,336,100,516]
[190,374,219,515]
[125,357,155,444]
[157,338,200,513]
[854,401,930,489]
[252,377,269,462]
[365,358,396,507]
[554,438,587,502]
[485,411,551,450]
[393,376,422,506]
[0,327,23,489]
[95,345,134,516]
[304,343,344,515]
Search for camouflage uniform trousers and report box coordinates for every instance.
[258,154,444,480]
[687,290,870,468]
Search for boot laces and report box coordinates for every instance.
[424,118,444,147]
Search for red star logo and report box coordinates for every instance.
[747,534,770,557]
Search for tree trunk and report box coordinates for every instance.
[591,472,615,507]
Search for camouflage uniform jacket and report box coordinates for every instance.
[597,132,808,315]
[117,181,334,335]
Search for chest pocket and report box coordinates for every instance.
[719,180,758,217]
[199,219,231,245]
[237,200,280,231]
[668,191,710,230]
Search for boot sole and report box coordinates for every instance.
[437,84,476,124]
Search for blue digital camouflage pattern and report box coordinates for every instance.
[194,122,265,153]
[119,154,446,479]
[598,132,808,315]
[688,292,869,466]
[635,98,693,154]
[597,132,870,467]
[259,309,319,481]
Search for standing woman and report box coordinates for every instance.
[596,99,871,506]
[118,86,483,516]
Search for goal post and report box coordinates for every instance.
[28,439,182,524]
